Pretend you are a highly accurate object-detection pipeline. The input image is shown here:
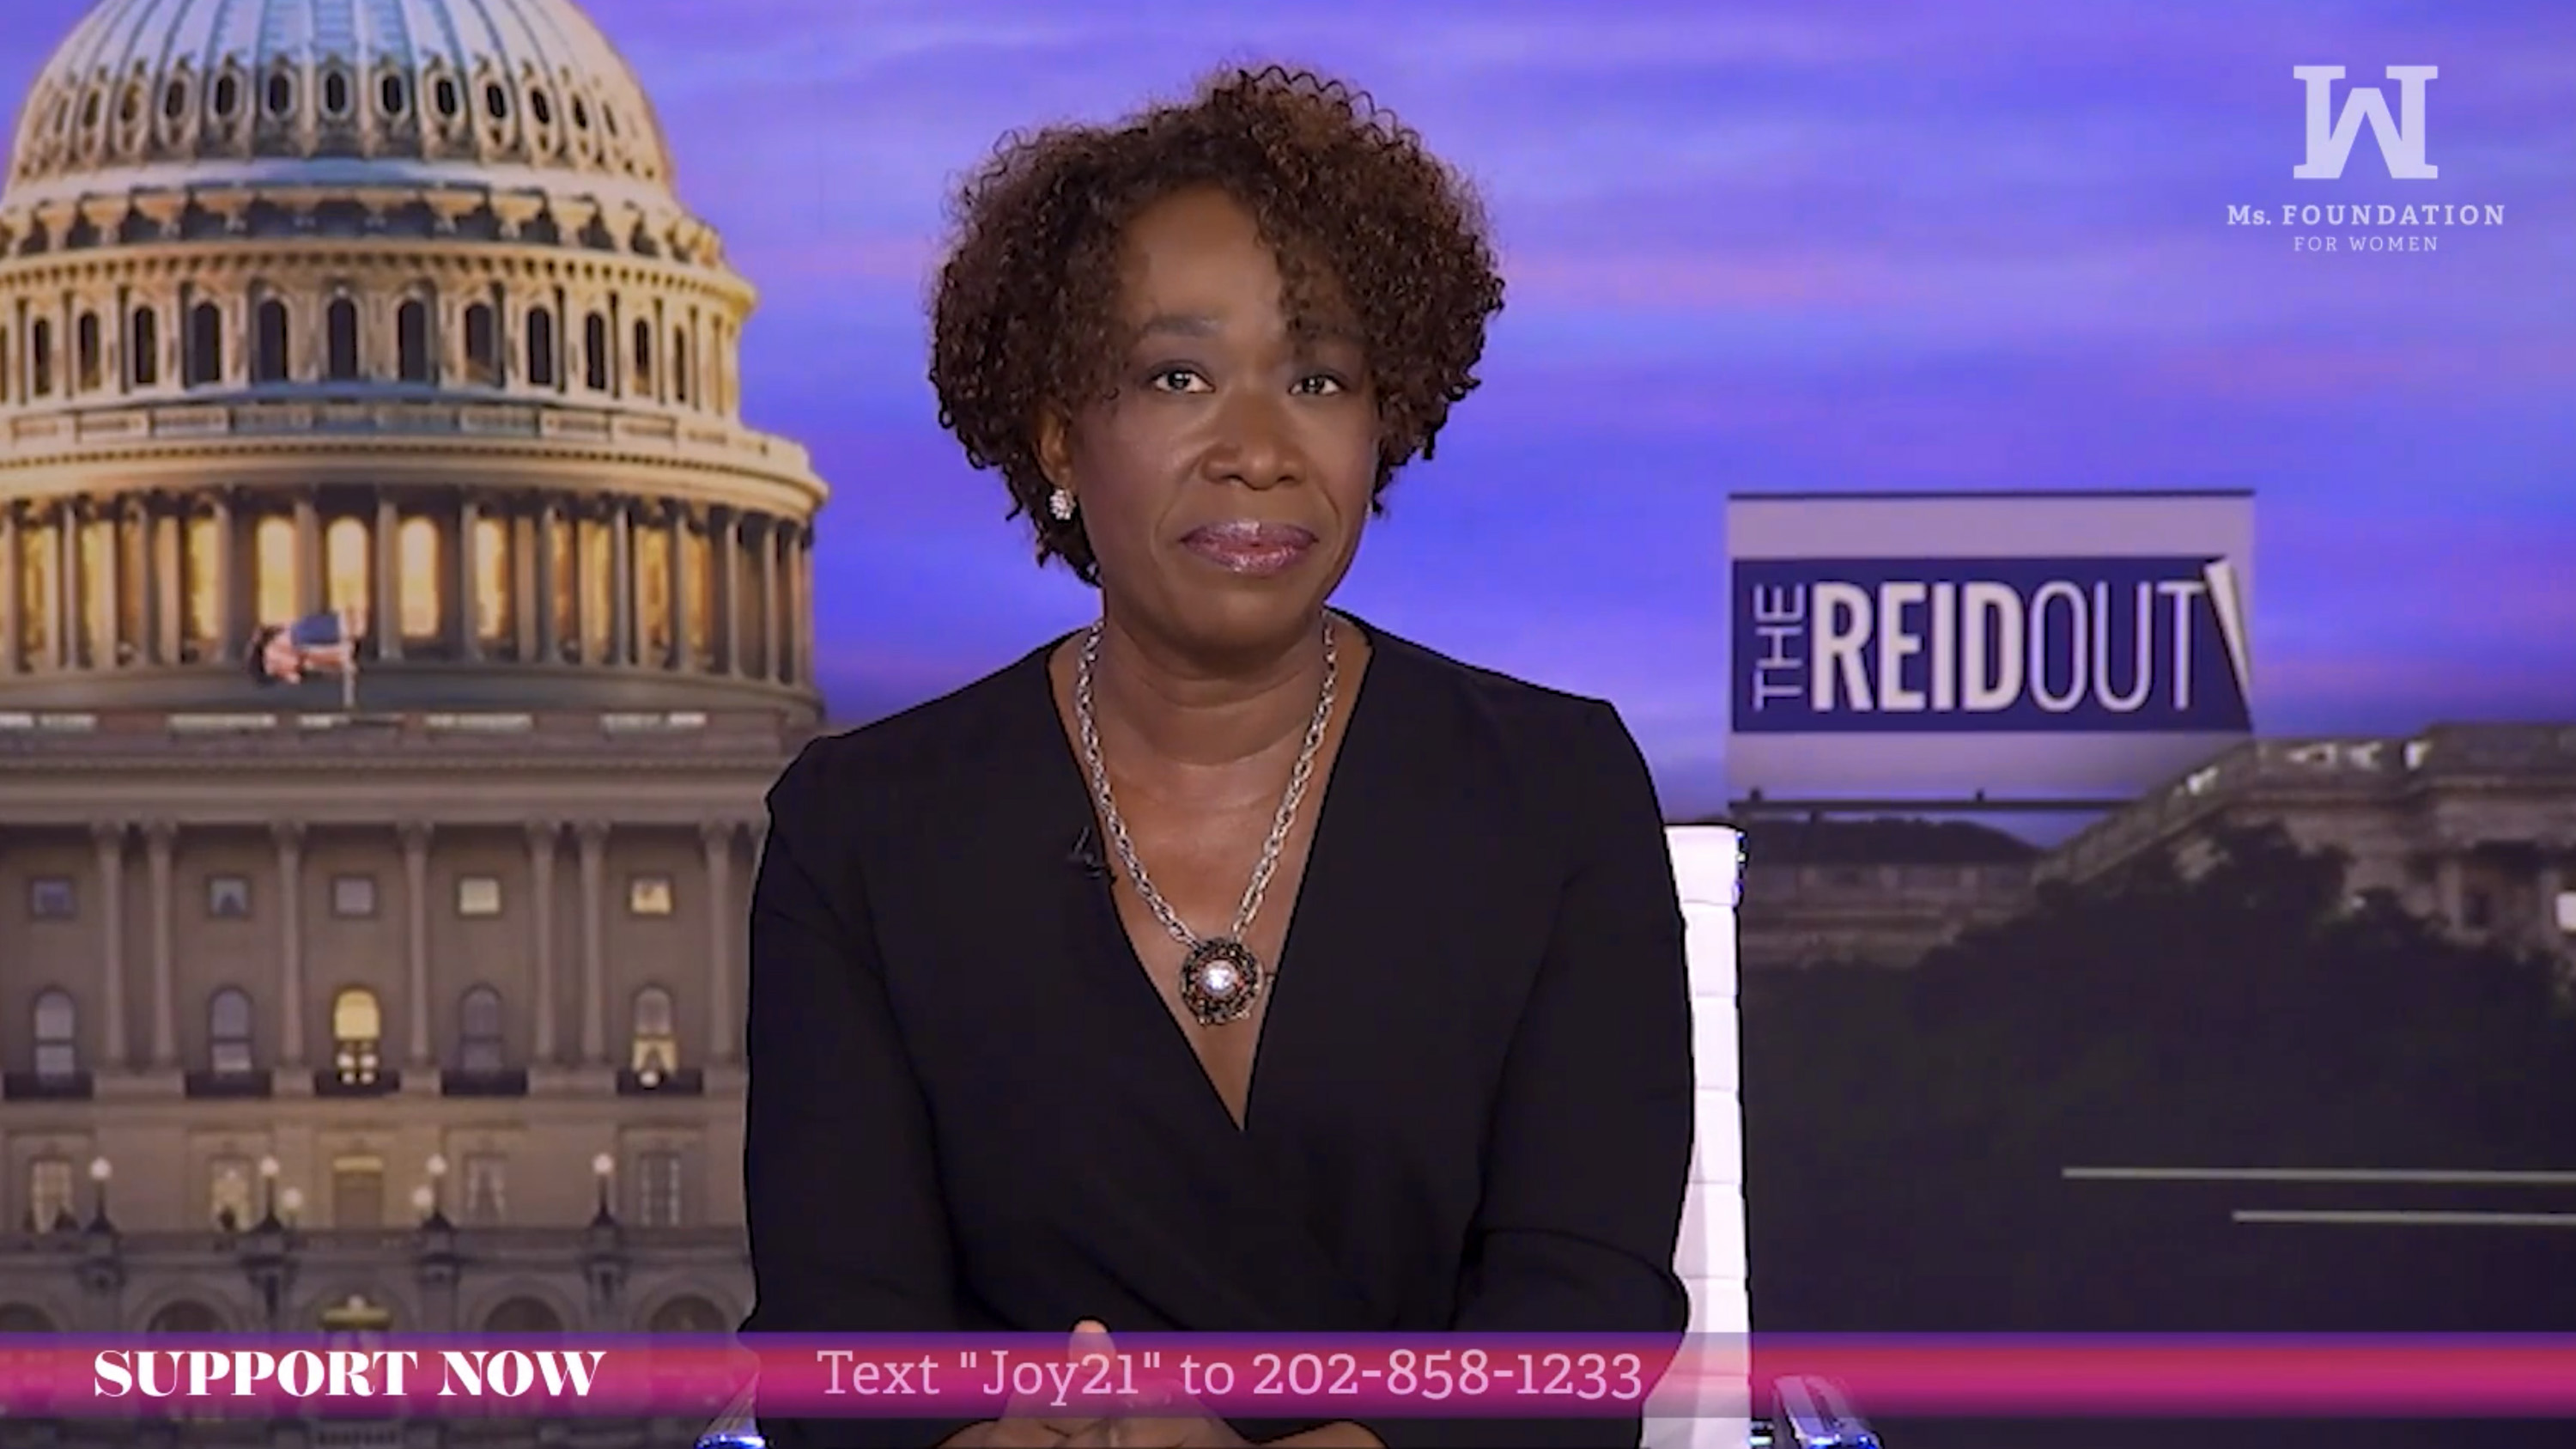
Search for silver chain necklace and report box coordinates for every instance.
[1075,616,1339,1026]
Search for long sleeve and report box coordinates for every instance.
[741,741,981,1449]
[1366,702,1696,1449]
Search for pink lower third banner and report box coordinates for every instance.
[9,1335,2576,1419]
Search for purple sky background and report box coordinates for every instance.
[7,0,2573,817]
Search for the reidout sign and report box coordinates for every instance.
[1725,492,2256,805]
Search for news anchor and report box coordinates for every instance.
[742,66,1693,1449]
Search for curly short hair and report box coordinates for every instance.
[927,65,1507,583]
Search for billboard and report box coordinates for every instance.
[1726,491,2255,806]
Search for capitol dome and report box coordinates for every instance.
[0,0,826,715]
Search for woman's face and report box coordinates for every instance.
[1040,186,1380,656]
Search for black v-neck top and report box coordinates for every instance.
[741,618,1693,1448]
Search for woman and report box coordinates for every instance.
[744,66,1694,1449]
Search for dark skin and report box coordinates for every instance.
[939,188,1390,1449]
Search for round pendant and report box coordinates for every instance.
[1177,937,1266,1026]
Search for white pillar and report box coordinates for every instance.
[528,820,560,1062]
[91,823,129,1069]
[401,821,433,1068]
[273,822,307,1068]
[576,821,608,1066]
[143,821,177,1070]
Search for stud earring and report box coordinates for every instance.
[1047,487,1077,521]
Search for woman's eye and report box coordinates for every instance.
[1148,367,1210,393]
[1292,374,1347,397]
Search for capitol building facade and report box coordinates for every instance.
[0,0,820,1441]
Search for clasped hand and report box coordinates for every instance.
[967,1320,1249,1448]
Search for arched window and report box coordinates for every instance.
[582,312,608,390]
[473,514,513,644]
[457,984,504,1073]
[148,1300,223,1334]
[396,298,432,382]
[209,987,255,1075]
[483,1297,562,1334]
[127,306,157,387]
[325,296,360,380]
[252,298,289,382]
[629,986,677,1081]
[322,70,350,118]
[463,303,498,384]
[32,989,77,1080]
[630,318,653,391]
[671,327,690,405]
[74,312,100,392]
[331,987,382,1087]
[525,307,556,387]
[647,1296,727,1335]
[379,73,408,117]
[185,301,222,385]
[28,320,52,396]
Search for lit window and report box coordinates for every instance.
[27,1157,75,1232]
[325,515,369,618]
[253,515,297,628]
[209,1156,253,1230]
[331,988,382,1087]
[627,875,672,916]
[32,989,77,1079]
[209,988,255,1075]
[331,874,376,918]
[455,875,501,917]
[2557,890,2576,935]
[473,514,513,644]
[207,874,250,919]
[629,986,677,1079]
[398,515,440,641]
[29,877,76,919]
[330,1154,384,1227]
[634,1150,683,1227]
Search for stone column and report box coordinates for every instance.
[400,821,433,1068]
[91,823,129,1069]
[292,493,321,617]
[373,496,402,661]
[527,820,560,1062]
[609,498,633,667]
[455,496,482,661]
[666,506,689,669]
[2436,855,2466,932]
[758,517,781,681]
[532,503,559,662]
[1,504,19,674]
[702,822,736,1066]
[272,822,307,1068]
[57,502,80,668]
[143,821,176,1069]
[2540,855,2567,950]
[576,821,608,1066]
[716,508,741,675]
[98,501,124,667]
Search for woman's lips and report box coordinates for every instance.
[1180,521,1319,577]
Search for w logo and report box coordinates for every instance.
[2293,65,2438,180]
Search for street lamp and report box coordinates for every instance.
[258,1154,282,1225]
[88,1156,111,1219]
[591,1153,616,1223]
[425,1153,449,1221]
[410,1185,435,1220]
[278,1186,304,1227]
